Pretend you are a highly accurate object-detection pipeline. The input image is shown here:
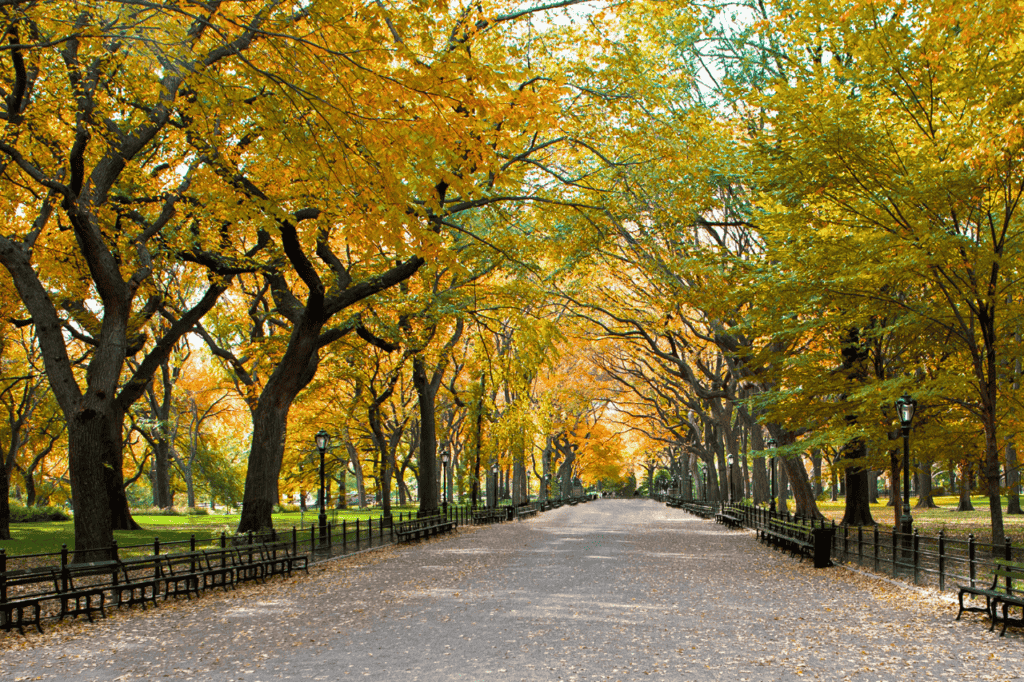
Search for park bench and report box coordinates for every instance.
[682,502,715,518]
[113,555,161,609]
[0,566,58,633]
[958,558,1024,635]
[715,505,745,529]
[395,515,456,543]
[160,552,204,599]
[516,505,539,520]
[58,560,117,622]
[257,542,309,579]
[760,518,835,568]
[472,509,503,525]
[161,549,239,598]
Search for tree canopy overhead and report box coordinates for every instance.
[3,0,1024,552]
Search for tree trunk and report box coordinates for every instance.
[777,458,789,513]
[336,471,347,509]
[237,313,322,533]
[470,374,485,508]
[915,459,937,508]
[412,355,439,517]
[867,470,878,504]
[22,469,36,507]
[151,438,173,509]
[68,409,117,562]
[812,450,823,499]
[0,466,11,540]
[1006,440,1022,514]
[956,460,975,511]
[839,327,873,526]
[840,443,875,526]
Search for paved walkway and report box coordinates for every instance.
[0,499,1020,681]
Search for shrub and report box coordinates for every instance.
[8,501,71,522]
[274,503,301,513]
[131,506,189,516]
[187,507,210,516]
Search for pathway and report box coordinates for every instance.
[0,499,1020,681]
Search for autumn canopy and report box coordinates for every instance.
[1,0,1022,555]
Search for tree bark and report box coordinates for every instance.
[413,354,439,517]
[915,458,937,508]
[839,327,874,527]
[956,460,975,511]
[1006,440,1022,514]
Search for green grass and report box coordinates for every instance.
[0,505,420,558]
[809,495,1024,542]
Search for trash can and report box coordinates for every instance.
[812,527,835,568]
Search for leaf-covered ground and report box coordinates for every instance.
[0,499,1019,681]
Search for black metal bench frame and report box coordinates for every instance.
[715,505,744,529]
[959,558,1024,636]
[395,516,456,542]
[0,566,58,634]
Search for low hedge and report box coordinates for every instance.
[8,501,71,522]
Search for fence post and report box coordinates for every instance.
[913,529,920,584]
[355,519,360,551]
[342,520,347,554]
[327,522,332,553]
[857,526,863,566]
[0,549,6,604]
[873,525,880,573]
[293,526,298,557]
[221,531,227,549]
[111,539,119,561]
[938,530,946,591]
[891,529,897,578]
[154,537,160,556]
[61,545,69,591]
[968,533,977,587]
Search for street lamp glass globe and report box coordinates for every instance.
[315,429,329,451]
[895,394,917,427]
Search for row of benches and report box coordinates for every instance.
[394,503,538,544]
[1,542,307,634]
[673,500,1023,636]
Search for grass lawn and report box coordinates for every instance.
[810,495,1024,543]
[0,505,419,558]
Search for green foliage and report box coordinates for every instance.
[8,501,70,522]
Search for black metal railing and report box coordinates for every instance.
[667,497,1021,595]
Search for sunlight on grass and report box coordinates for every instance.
[0,505,420,557]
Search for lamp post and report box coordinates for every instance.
[314,429,329,547]
[649,457,656,499]
[543,473,551,507]
[766,438,777,515]
[491,462,499,509]
[441,449,450,517]
[727,453,736,505]
[895,393,917,546]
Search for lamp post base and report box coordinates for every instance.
[900,510,913,563]
[318,512,328,548]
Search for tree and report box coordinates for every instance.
[747,0,1024,546]
[0,1,279,558]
